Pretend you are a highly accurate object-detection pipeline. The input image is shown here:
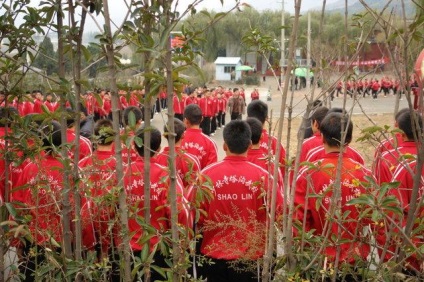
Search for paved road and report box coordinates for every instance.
[152,79,410,160]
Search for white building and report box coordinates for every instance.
[214,57,242,81]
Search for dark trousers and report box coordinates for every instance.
[160,98,167,110]
[19,243,46,282]
[372,89,379,99]
[222,112,226,125]
[211,116,217,133]
[217,112,223,127]
[175,113,184,121]
[231,112,241,121]
[200,257,258,282]
[155,98,161,113]
[200,116,211,136]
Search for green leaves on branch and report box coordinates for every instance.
[242,28,278,55]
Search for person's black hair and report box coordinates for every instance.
[247,100,268,124]
[327,107,344,115]
[164,118,185,143]
[65,108,76,127]
[94,119,115,145]
[233,88,239,92]
[40,120,62,153]
[395,108,410,122]
[123,106,143,127]
[134,126,161,157]
[310,106,329,129]
[320,112,353,147]
[223,120,251,154]
[245,117,263,145]
[312,99,322,108]
[183,104,202,125]
[0,107,18,127]
[397,110,423,141]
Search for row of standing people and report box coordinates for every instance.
[297,104,424,276]
[3,93,423,280]
[2,98,286,281]
[332,75,420,105]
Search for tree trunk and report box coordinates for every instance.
[102,1,132,281]
[57,0,74,265]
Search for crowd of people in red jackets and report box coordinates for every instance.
[0,81,422,280]
[331,75,421,107]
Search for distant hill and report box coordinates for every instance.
[319,0,415,17]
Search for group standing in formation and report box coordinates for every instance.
[0,81,423,281]
[331,75,421,108]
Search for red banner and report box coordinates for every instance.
[334,58,389,66]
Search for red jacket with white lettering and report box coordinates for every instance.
[181,128,218,169]
[306,145,364,165]
[154,146,201,193]
[79,150,118,254]
[12,154,95,248]
[294,152,372,263]
[199,155,283,260]
[246,148,283,190]
[374,141,417,185]
[373,160,424,271]
[121,159,189,251]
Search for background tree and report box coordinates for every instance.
[31,36,58,75]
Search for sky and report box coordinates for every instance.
[92,0,340,32]
[16,0,340,33]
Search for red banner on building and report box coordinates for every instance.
[334,58,389,66]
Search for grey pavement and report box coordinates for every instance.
[152,79,409,160]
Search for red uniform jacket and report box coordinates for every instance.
[250,90,259,100]
[374,160,424,271]
[154,146,201,193]
[258,129,286,176]
[32,99,44,114]
[122,159,189,251]
[44,101,58,112]
[199,156,283,260]
[247,148,283,189]
[185,96,198,106]
[299,132,322,163]
[294,152,372,263]
[374,141,417,185]
[181,128,218,169]
[199,97,216,117]
[306,145,364,165]
[79,150,117,254]
[66,129,93,160]
[216,98,227,113]
[12,155,95,248]
[173,94,186,115]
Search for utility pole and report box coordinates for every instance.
[306,11,311,91]
[280,0,285,91]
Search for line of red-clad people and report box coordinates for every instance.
[1,88,423,280]
[332,75,421,107]
[297,105,424,276]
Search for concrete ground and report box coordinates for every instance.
[152,74,409,160]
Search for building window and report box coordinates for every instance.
[224,66,235,73]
